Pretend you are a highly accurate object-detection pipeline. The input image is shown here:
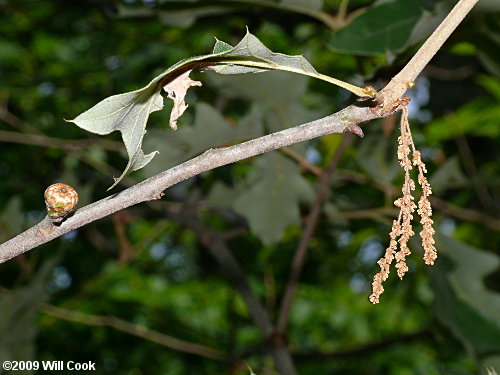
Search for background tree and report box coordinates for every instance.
[0,0,499,374]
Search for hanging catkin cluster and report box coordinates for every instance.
[369,104,437,304]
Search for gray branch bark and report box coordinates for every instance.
[0,0,479,263]
[0,104,376,262]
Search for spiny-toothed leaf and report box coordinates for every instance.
[69,30,370,190]
[142,102,263,175]
[233,152,315,244]
[212,38,233,54]
[210,31,368,96]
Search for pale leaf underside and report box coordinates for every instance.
[163,70,202,130]
[68,30,372,189]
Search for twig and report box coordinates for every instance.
[0,104,378,261]
[337,0,349,21]
[0,106,120,151]
[0,130,122,152]
[337,207,399,220]
[453,132,495,213]
[221,227,248,240]
[0,108,123,176]
[331,202,499,229]
[294,329,431,359]
[0,0,480,260]
[377,0,479,109]
[430,196,500,230]
[112,211,135,263]
[0,104,41,133]
[244,0,341,30]
[280,147,323,178]
[119,1,341,30]
[40,304,228,362]
[276,135,352,333]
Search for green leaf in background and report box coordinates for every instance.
[430,233,500,358]
[69,30,370,190]
[0,258,56,369]
[208,71,326,133]
[118,0,326,28]
[104,267,231,337]
[329,0,429,55]
[142,102,263,175]
[0,198,25,243]
[429,156,467,194]
[289,282,429,351]
[207,181,243,209]
[175,103,263,158]
[407,1,451,47]
[356,135,400,188]
[425,76,500,144]
[233,152,315,245]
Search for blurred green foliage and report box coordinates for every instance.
[0,0,499,374]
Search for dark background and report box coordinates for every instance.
[0,0,499,374]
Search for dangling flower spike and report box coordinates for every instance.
[369,100,436,304]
